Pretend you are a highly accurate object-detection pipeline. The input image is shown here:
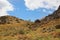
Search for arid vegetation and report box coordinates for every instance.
[0,6,60,40]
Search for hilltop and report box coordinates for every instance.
[0,6,60,40]
[0,16,23,24]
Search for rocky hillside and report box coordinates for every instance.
[35,6,60,25]
[35,6,60,39]
[0,16,24,24]
[0,6,60,40]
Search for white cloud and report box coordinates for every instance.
[0,0,14,16]
[24,0,60,10]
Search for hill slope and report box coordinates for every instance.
[0,6,60,40]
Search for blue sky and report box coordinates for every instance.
[0,0,59,21]
[8,0,54,21]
